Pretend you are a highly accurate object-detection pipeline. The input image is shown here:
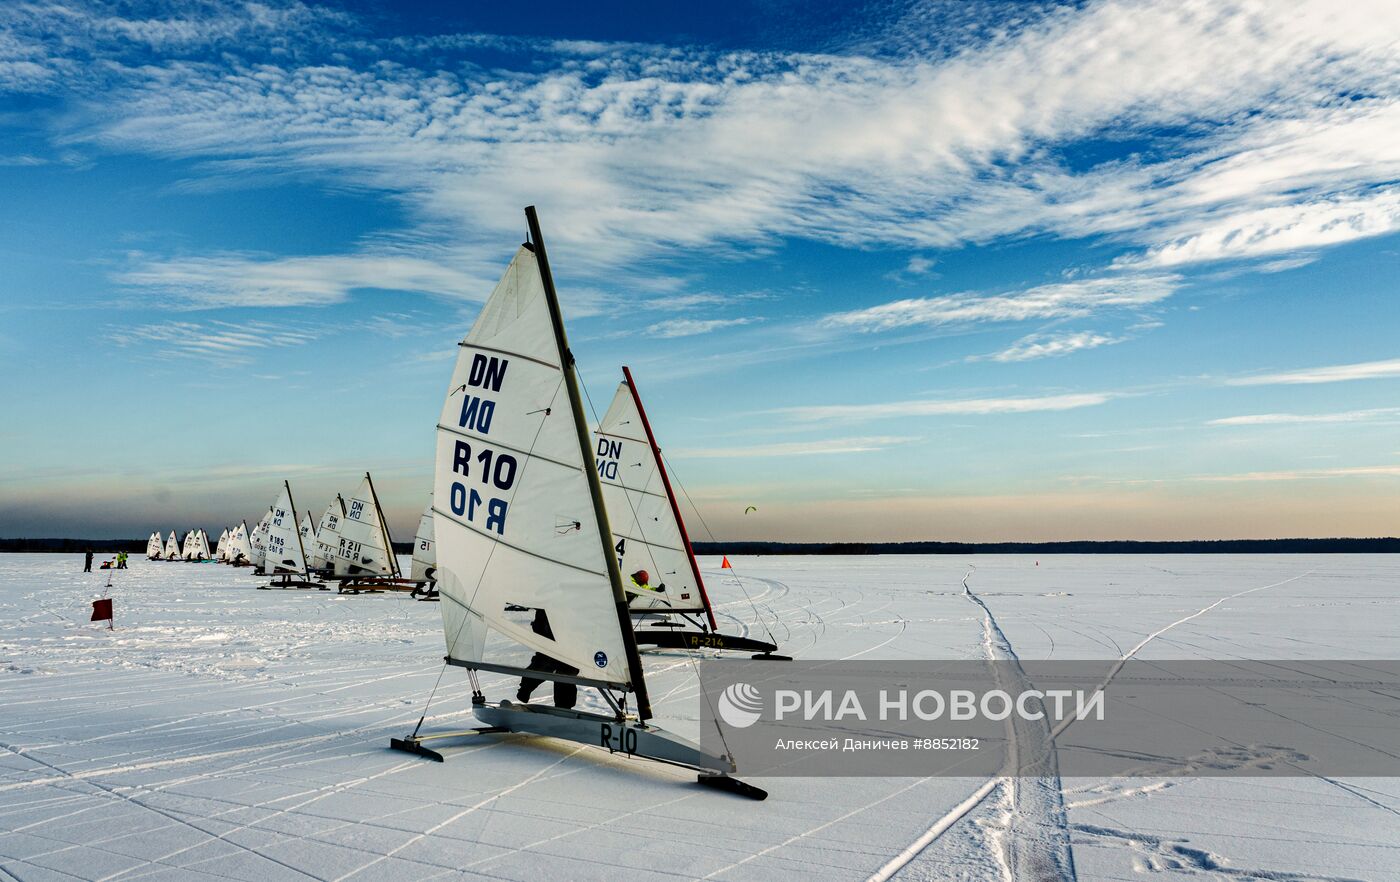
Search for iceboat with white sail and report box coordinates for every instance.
[390,207,763,799]
[310,496,345,572]
[329,472,417,594]
[408,499,437,600]
[595,367,786,658]
[227,521,253,566]
[249,509,272,573]
[259,481,323,589]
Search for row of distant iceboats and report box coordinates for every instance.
[145,472,437,596]
[154,209,782,799]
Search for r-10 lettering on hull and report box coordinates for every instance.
[599,723,639,755]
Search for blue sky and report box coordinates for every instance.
[2,0,1399,541]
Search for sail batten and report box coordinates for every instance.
[436,422,584,469]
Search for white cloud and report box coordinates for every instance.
[646,317,758,338]
[116,251,488,308]
[980,330,1122,363]
[1227,357,1400,386]
[1130,187,1400,268]
[117,319,319,365]
[7,0,1398,284]
[823,276,1176,332]
[782,392,1114,421]
[905,256,936,275]
[1208,408,1400,426]
[671,436,916,458]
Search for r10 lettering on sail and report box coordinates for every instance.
[448,439,513,535]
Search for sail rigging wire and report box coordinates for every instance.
[659,457,784,646]
[410,374,568,738]
[577,371,734,757]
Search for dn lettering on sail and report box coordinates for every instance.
[457,353,507,436]
[595,437,621,481]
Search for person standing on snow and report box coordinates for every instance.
[516,608,578,709]
[83,550,93,573]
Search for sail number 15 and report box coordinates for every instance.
[449,439,514,535]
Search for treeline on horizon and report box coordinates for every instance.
[4,537,1398,554]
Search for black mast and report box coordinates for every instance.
[524,205,653,721]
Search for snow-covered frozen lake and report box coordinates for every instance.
[2,553,1398,881]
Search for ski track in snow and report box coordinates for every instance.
[867,564,1399,882]
[2,554,1400,881]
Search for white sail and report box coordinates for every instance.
[214,528,230,562]
[311,497,345,570]
[146,532,163,559]
[180,530,196,560]
[433,243,635,690]
[227,521,252,564]
[265,482,310,576]
[299,513,316,556]
[594,376,710,617]
[332,474,399,577]
[250,509,272,571]
[410,499,435,582]
[191,530,212,561]
[164,531,179,559]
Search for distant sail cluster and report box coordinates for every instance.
[144,529,215,562]
[145,472,436,592]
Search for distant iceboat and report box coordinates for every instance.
[226,520,253,566]
[409,499,437,600]
[260,481,322,589]
[249,509,272,573]
[329,473,425,595]
[146,531,163,560]
[595,367,785,658]
[310,496,345,572]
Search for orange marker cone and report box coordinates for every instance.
[720,556,732,569]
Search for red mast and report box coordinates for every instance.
[621,366,718,632]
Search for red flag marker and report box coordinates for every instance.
[91,598,113,630]
[720,556,732,569]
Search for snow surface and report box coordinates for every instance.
[2,553,1399,881]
